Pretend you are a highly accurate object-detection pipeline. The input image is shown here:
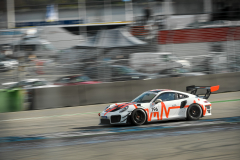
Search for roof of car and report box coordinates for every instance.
[150,89,194,97]
[149,89,173,93]
[132,52,172,55]
[61,75,83,78]
[22,79,45,82]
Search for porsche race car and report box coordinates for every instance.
[98,85,219,125]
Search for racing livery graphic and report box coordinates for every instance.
[99,85,219,125]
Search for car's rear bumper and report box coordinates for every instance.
[204,104,212,116]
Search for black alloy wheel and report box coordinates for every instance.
[131,109,147,125]
[187,104,202,120]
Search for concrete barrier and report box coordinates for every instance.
[31,72,240,110]
[33,86,80,109]
[83,81,130,104]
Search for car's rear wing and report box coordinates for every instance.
[186,85,219,99]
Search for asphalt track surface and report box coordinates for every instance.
[0,91,240,160]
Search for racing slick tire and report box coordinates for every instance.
[131,109,147,126]
[187,104,202,120]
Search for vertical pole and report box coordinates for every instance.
[204,0,212,14]
[164,0,173,30]
[125,0,133,22]
[7,0,15,28]
[78,0,87,40]
[204,0,212,22]
[104,0,112,22]
[163,0,174,55]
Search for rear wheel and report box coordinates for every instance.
[131,109,147,126]
[187,104,202,120]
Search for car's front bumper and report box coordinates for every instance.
[99,111,131,125]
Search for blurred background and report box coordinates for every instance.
[0,0,240,89]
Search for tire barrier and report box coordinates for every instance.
[0,89,24,112]
[30,72,240,110]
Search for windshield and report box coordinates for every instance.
[73,76,91,82]
[160,54,178,62]
[176,68,189,73]
[55,76,91,83]
[131,92,157,103]
[115,66,136,74]
[42,43,55,51]
[8,81,43,89]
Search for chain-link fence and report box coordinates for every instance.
[1,23,240,87]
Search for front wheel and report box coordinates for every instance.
[187,104,202,120]
[131,109,147,126]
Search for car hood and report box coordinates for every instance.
[125,72,156,79]
[24,84,62,89]
[105,102,136,112]
[183,72,206,76]
[176,60,191,68]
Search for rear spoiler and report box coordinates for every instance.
[186,85,219,99]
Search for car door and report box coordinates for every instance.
[175,92,189,117]
[151,92,182,120]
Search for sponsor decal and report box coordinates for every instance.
[151,107,158,112]
[145,102,180,121]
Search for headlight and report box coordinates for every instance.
[104,105,110,111]
[119,106,129,113]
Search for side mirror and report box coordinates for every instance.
[155,99,162,104]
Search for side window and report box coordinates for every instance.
[60,78,70,83]
[165,69,173,74]
[20,45,36,51]
[75,76,89,82]
[161,55,170,62]
[177,93,188,99]
[18,81,27,87]
[156,92,176,102]
[160,69,173,75]
[112,67,123,76]
[70,77,80,83]
[33,81,46,87]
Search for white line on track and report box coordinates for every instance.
[0,111,101,122]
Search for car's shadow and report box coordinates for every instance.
[72,118,186,130]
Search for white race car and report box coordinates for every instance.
[99,85,219,125]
